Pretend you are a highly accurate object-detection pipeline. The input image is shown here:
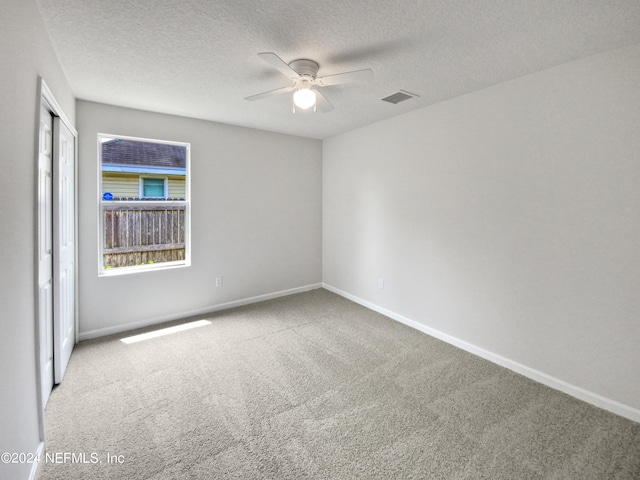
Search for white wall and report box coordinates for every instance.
[77,101,322,338]
[323,44,640,416]
[0,1,76,479]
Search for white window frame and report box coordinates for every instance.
[98,133,191,276]
[139,176,168,199]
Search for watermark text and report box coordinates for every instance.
[1,451,125,465]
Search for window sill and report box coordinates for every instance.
[98,260,190,277]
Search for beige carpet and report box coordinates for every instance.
[38,289,639,479]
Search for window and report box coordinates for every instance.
[141,177,167,198]
[99,134,190,275]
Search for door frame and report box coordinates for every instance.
[34,78,78,439]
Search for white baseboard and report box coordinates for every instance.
[322,283,640,424]
[79,283,323,341]
[30,442,44,480]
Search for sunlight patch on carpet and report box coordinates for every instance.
[120,320,211,344]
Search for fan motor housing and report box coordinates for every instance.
[289,59,319,79]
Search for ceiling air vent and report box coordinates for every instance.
[381,90,419,104]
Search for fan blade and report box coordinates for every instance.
[315,90,334,112]
[316,68,373,87]
[258,52,299,79]
[245,85,294,102]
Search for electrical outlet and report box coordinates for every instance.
[378,278,384,289]
[215,277,223,287]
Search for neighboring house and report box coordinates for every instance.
[101,138,186,200]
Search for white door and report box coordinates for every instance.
[38,104,54,407]
[53,117,76,384]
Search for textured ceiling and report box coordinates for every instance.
[35,0,640,139]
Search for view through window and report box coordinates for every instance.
[99,135,190,274]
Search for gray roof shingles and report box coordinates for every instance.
[102,139,186,168]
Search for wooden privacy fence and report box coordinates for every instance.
[103,203,186,268]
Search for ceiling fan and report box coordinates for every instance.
[245,52,373,113]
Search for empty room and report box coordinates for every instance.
[1,1,639,479]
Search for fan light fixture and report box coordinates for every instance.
[245,52,374,114]
[293,87,316,109]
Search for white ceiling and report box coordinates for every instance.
[35,0,640,139]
